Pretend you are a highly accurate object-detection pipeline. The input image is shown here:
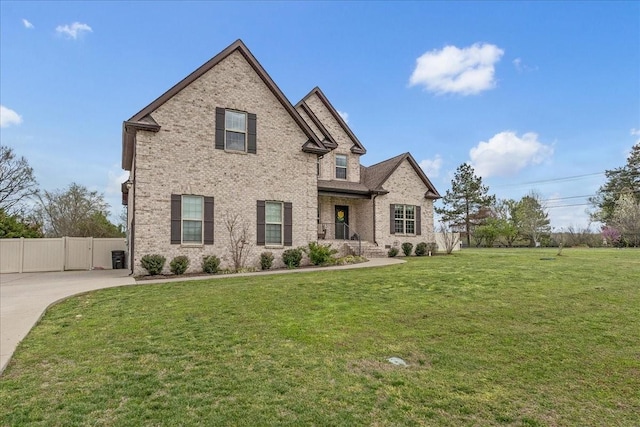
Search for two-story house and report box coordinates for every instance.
[122,39,440,275]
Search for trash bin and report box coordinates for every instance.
[111,250,126,269]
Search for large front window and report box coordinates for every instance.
[225,110,247,151]
[394,204,415,234]
[265,201,283,245]
[336,154,347,179]
[182,195,203,243]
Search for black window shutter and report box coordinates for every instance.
[390,204,396,234]
[247,113,257,154]
[171,194,181,244]
[256,200,265,246]
[416,205,422,235]
[215,107,225,150]
[204,197,214,245]
[284,202,292,246]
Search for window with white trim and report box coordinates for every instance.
[394,204,415,234]
[336,154,347,179]
[225,110,247,151]
[265,201,283,245]
[182,195,204,244]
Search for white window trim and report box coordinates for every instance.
[224,110,247,152]
[394,204,416,235]
[265,201,283,246]
[182,195,204,245]
[335,154,347,180]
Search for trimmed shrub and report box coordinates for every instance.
[388,247,399,257]
[401,242,413,257]
[260,252,274,270]
[415,242,428,256]
[282,248,303,268]
[202,255,220,274]
[170,255,190,275]
[141,254,166,275]
[305,242,338,265]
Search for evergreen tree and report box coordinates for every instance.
[590,142,640,223]
[435,163,495,246]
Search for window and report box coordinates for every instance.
[225,110,247,151]
[257,200,292,246]
[265,202,283,245]
[394,204,416,235]
[215,108,257,154]
[336,155,347,179]
[182,196,204,243]
[171,194,214,245]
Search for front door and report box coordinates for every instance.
[335,205,349,239]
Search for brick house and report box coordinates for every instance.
[122,39,440,275]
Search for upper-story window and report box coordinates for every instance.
[225,110,247,152]
[215,107,257,154]
[336,154,347,179]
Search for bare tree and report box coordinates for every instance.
[0,145,39,215]
[224,212,253,271]
[438,221,460,254]
[35,183,122,237]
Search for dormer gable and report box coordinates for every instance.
[295,87,366,155]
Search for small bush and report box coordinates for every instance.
[388,247,399,257]
[305,242,338,266]
[141,254,166,275]
[202,255,220,274]
[401,242,414,257]
[415,242,428,256]
[170,255,190,275]
[260,252,274,270]
[282,248,303,268]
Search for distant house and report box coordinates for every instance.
[122,39,440,274]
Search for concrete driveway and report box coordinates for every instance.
[0,269,135,374]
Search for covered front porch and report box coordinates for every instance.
[317,195,372,242]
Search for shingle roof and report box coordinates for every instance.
[364,152,441,199]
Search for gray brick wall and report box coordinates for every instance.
[374,160,436,252]
[131,51,318,274]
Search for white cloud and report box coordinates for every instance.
[106,166,130,196]
[513,57,537,73]
[409,43,504,95]
[22,19,34,29]
[631,128,640,144]
[337,110,349,124]
[469,131,553,177]
[0,105,23,128]
[419,155,443,178]
[56,22,92,39]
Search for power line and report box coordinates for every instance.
[493,172,605,189]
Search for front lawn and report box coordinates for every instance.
[1,249,639,426]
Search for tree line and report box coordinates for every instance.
[436,142,640,248]
[0,145,124,239]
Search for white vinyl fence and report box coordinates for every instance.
[435,232,462,252]
[0,237,126,274]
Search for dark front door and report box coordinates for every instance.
[335,205,349,239]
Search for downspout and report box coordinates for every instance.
[371,193,378,246]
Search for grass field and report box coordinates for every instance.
[1,248,639,426]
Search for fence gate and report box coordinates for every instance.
[65,237,92,270]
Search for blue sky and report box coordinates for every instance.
[1,1,638,230]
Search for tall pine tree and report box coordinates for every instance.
[435,163,495,246]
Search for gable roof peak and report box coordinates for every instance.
[297,86,367,155]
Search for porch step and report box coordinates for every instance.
[344,241,389,258]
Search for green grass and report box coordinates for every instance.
[1,248,639,426]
